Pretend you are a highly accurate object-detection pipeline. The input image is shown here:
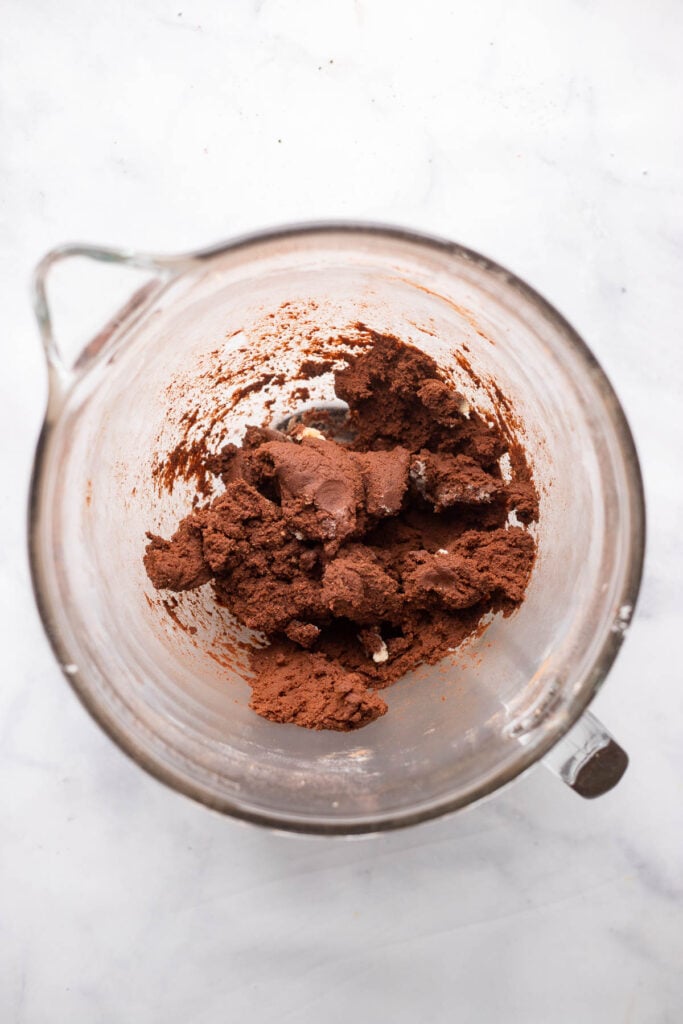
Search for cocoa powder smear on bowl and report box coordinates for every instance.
[144,332,538,731]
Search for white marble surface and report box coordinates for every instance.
[2,1,682,1020]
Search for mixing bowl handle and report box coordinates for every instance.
[32,243,196,397]
[541,710,628,797]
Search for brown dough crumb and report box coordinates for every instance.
[298,358,335,377]
[284,620,321,648]
[144,520,212,591]
[249,646,387,730]
[145,332,538,731]
[410,451,500,511]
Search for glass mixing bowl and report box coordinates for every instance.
[29,224,645,834]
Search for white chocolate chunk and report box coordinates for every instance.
[498,451,513,484]
[372,639,389,664]
[297,426,326,441]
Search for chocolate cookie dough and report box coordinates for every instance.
[145,333,538,731]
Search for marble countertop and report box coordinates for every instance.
[2,1,682,1020]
